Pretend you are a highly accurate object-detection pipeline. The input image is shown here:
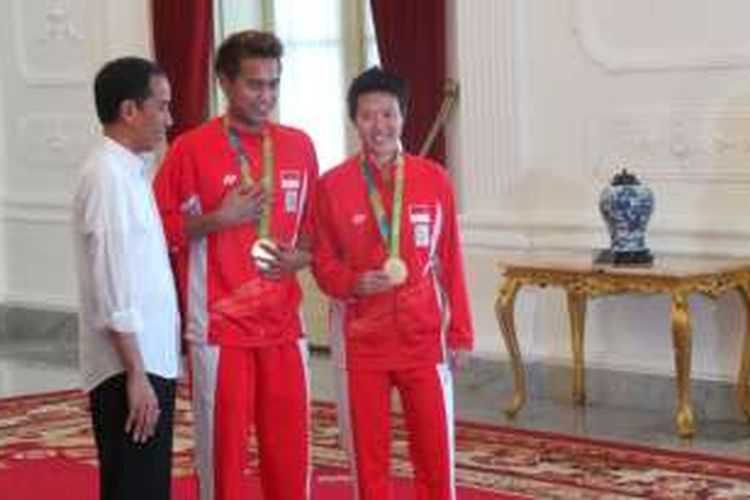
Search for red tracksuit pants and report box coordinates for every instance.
[207,341,310,500]
[341,364,455,500]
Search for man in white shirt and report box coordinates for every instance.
[72,57,179,500]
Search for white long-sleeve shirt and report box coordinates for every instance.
[72,136,180,392]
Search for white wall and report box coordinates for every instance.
[449,0,750,380]
[0,0,151,309]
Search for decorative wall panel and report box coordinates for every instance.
[17,113,96,168]
[572,0,750,72]
[12,0,98,85]
[0,0,145,309]
[587,108,750,184]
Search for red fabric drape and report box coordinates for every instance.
[151,0,213,141]
[370,0,446,163]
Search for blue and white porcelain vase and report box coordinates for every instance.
[599,169,654,264]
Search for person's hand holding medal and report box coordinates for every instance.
[252,238,311,280]
[250,236,279,272]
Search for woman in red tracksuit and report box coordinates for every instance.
[312,66,474,500]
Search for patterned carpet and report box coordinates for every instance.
[1,389,750,499]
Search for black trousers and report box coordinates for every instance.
[89,372,176,500]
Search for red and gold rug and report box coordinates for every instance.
[1,389,749,499]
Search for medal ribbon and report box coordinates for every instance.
[224,116,274,238]
[360,154,405,259]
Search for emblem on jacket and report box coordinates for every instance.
[351,213,367,225]
[222,173,238,187]
[281,170,301,213]
[409,204,433,248]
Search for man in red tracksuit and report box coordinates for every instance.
[312,66,474,500]
[153,31,318,500]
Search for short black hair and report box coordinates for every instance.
[346,66,408,121]
[94,57,165,125]
[215,30,283,80]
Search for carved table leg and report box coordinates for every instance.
[495,277,524,418]
[735,281,750,423]
[566,291,588,405]
[670,291,695,438]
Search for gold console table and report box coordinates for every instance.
[495,251,750,437]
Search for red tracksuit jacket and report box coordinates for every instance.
[312,153,473,370]
[153,118,318,347]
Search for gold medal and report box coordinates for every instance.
[383,256,408,285]
[250,238,278,271]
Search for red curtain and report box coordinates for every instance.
[370,0,446,163]
[151,0,213,141]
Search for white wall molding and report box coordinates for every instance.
[462,210,750,255]
[2,196,70,225]
[571,0,750,72]
[17,112,97,169]
[0,291,77,312]
[12,0,102,85]
[587,107,750,185]
[102,0,152,58]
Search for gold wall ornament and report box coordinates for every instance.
[494,250,750,438]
